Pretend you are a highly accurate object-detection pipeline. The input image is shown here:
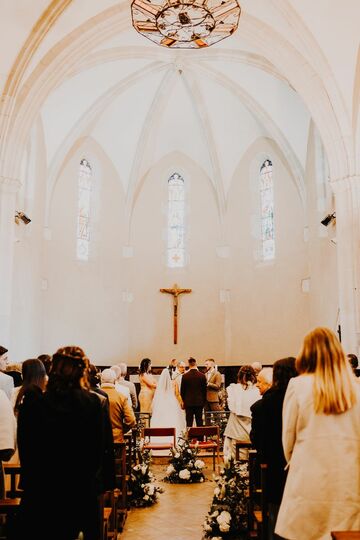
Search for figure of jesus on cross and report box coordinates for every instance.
[160,283,192,344]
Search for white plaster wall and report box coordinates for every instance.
[305,123,339,333]
[9,118,47,362]
[42,138,129,365]
[226,137,309,362]
[36,136,311,366]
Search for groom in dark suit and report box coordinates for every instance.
[180,357,207,427]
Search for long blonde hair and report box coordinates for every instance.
[296,327,357,414]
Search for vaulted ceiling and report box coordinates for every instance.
[1,0,359,198]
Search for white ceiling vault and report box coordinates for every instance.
[1,0,360,218]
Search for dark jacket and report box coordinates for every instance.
[180,369,207,407]
[17,386,107,540]
[251,387,288,505]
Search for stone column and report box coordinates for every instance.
[332,175,360,354]
[0,177,21,346]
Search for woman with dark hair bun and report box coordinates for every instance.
[138,357,157,413]
[16,345,107,540]
[223,365,260,461]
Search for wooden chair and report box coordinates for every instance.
[3,464,22,499]
[113,442,128,533]
[248,450,268,540]
[142,427,176,455]
[331,534,360,540]
[188,425,220,471]
[235,440,252,461]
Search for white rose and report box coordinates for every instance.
[143,495,150,501]
[217,511,231,526]
[219,522,230,533]
[166,464,175,475]
[199,477,204,482]
[195,459,205,469]
[174,453,180,459]
[179,469,191,480]
[214,487,220,497]
[146,484,155,496]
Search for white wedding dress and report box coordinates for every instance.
[150,368,186,453]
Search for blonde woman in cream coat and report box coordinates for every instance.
[275,327,360,540]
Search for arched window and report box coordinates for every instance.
[76,158,92,261]
[167,172,185,267]
[259,159,275,261]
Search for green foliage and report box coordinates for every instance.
[203,459,249,539]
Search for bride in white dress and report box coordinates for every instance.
[150,368,186,446]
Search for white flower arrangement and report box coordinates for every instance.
[203,459,249,539]
[128,449,164,507]
[163,434,206,484]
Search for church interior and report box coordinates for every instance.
[0,1,360,539]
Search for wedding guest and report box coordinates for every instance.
[138,358,157,413]
[12,358,47,414]
[111,364,132,406]
[347,353,360,377]
[118,362,138,410]
[16,347,108,540]
[250,367,273,450]
[87,364,115,494]
[275,327,360,539]
[223,365,260,461]
[0,389,16,498]
[37,354,53,376]
[251,361,262,375]
[252,357,297,540]
[101,369,136,442]
[88,364,108,400]
[180,357,207,427]
[0,346,14,399]
[204,358,223,413]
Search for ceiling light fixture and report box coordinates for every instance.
[131,0,241,49]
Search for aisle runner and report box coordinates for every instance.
[121,465,214,540]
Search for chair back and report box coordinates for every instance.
[143,427,176,438]
[188,425,219,440]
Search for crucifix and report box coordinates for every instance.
[160,283,192,344]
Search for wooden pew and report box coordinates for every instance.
[3,465,22,499]
[113,443,128,534]
[248,450,268,540]
[0,498,21,540]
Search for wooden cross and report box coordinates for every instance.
[160,283,192,344]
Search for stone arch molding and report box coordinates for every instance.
[0,0,354,188]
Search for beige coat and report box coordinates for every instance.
[275,374,360,540]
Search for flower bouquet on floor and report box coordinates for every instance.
[128,448,164,507]
[203,459,249,539]
[163,433,206,483]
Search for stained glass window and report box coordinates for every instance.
[167,172,185,267]
[76,158,92,261]
[260,159,275,261]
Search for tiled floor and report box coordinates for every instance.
[120,459,216,540]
